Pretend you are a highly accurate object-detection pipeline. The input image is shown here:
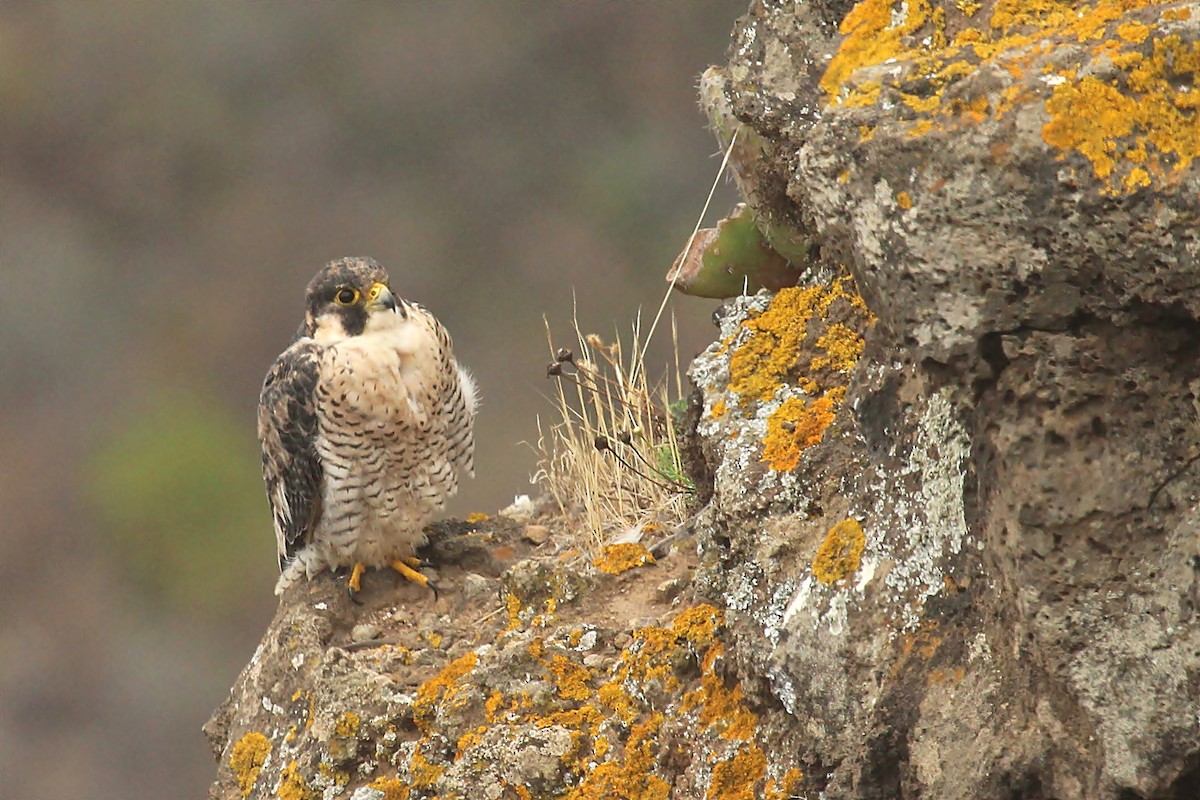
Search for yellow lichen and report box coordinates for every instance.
[765,768,806,800]
[317,762,349,790]
[413,651,478,730]
[821,0,932,100]
[726,277,871,409]
[276,761,311,800]
[1042,33,1200,192]
[761,387,846,472]
[707,746,768,800]
[562,713,670,800]
[816,0,1200,194]
[550,654,594,701]
[594,734,612,759]
[334,711,360,738]
[671,604,723,649]
[230,731,270,797]
[709,398,727,419]
[681,646,758,742]
[896,190,914,209]
[812,518,866,586]
[810,323,867,375]
[367,777,407,800]
[503,592,522,633]
[594,543,656,575]
[408,748,444,787]
[466,512,490,524]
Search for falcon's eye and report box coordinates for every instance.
[334,288,360,306]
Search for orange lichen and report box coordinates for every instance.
[550,654,594,702]
[594,543,656,575]
[276,761,312,800]
[761,387,846,472]
[334,711,360,738]
[709,398,728,419]
[896,190,914,208]
[681,646,758,742]
[455,726,487,758]
[819,0,1197,194]
[420,602,786,800]
[230,732,270,797]
[562,713,670,800]
[413,651,478,730]
[810,324,867,374]
[529,637,548,660]
[408,748,444,787]
[465,512,490,524]
[726,277,871,409]
[812,518,866,586]
[765,768,806,800]
[707,746,768,800]
[484,690,506,721]
[367,777,407,800]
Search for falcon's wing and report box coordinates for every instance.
[257,339,324,570]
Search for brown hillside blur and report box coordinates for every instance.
[0,3,740,798]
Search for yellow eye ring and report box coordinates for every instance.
[334,287,360,306]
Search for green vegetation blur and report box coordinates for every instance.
[85,386,275,621]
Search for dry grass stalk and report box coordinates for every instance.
[533,310,690,557]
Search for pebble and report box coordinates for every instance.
[583,653,608,669]
[461,573,493,602]
[351,623,381,644]
[522,524,550,545]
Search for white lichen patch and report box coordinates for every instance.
[861,388,970,632]
[780,387,969,637]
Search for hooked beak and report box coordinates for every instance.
[365,282,397,313]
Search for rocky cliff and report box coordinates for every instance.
[207,2,1200,798]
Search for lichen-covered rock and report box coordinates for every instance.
[206,519,805,800]
[686,1,1200,798]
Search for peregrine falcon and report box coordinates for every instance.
[258,257,478,597]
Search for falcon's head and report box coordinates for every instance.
[300,257,406,343]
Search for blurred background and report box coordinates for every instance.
[0,2,743,797]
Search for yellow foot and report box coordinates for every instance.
[389,558,430,589]
[348,562,367,594]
